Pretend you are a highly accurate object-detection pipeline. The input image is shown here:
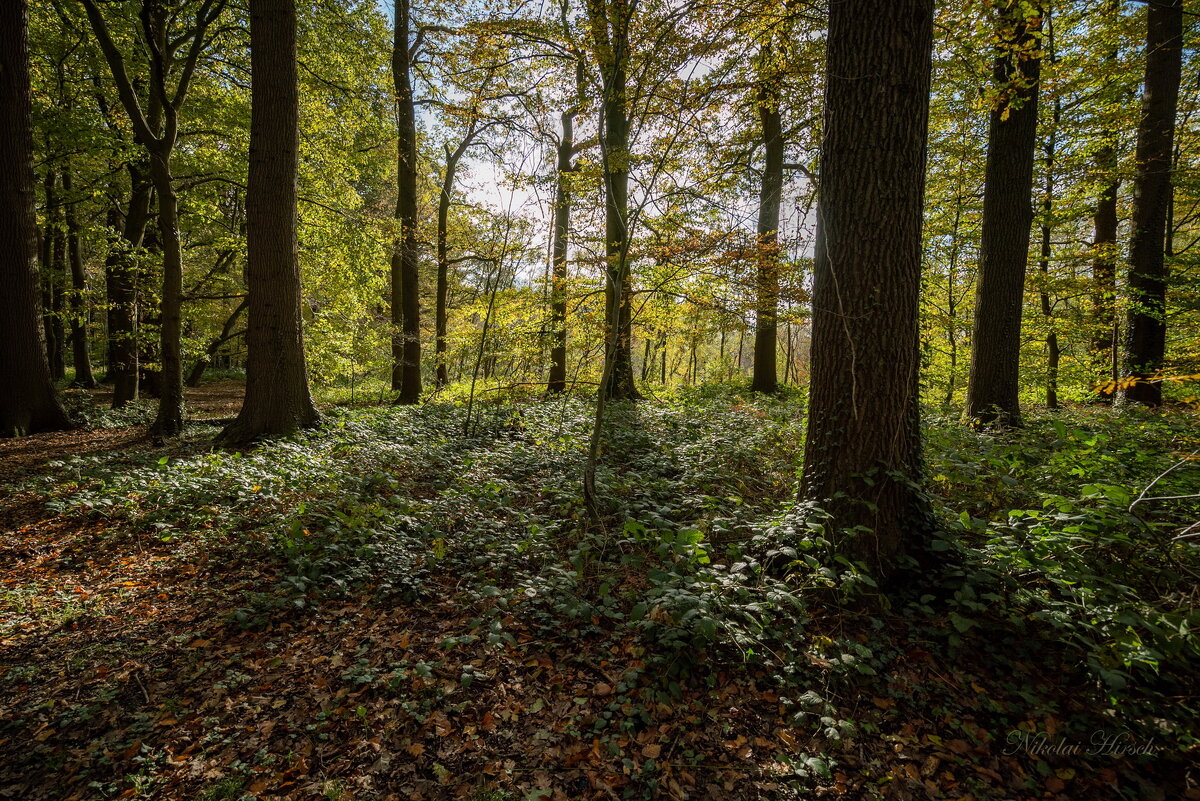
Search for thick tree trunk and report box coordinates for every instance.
[0,0,71,436]
[220,0,318,444]
[801,0,934,580]
[547,110,575,394]
[751,56,783,395]
[966,1,1042,427]
[391,0,421,403]
[62,168,97,389]
[1121,0,1182,407]
[108,165,152,407]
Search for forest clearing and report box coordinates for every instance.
[2,0,1199,798]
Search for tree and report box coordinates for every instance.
[92,86,155,408]
[750,38,784,395]
[748,14,796,395]
[80,0,228,437]
[547,88,580,394]
[1089,0,1124,399]
[801,0,935,579]
[0,0,72,437]
[41,168,67,381]
[547,55,588,394]
[62,166,97,389]
[586,0,641,400]
[1121,0,1183,406]
[219,0,319,445]
[1035,12,1060,410]
[391,0,422,403]
[429,37,516,390]
[966,0,1043,427]
[103,163,153,408]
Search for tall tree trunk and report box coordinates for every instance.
[0,0,71,436]
[220,0,319,444]
[62,167,97,388]
[435,157,452,389]
[391,0,421,403]
[1091,147,1120,398]
[436,134,478,388]
[50,196,68,381]
[42,169,67,381]
[600,66,638,400]
[547,109,575,394]
[966,1,1043,427]
[148,149,185,437]
[751,50,783,394]
[588,0,640,401]
[1038,28,1060,411]
[801,0,934,580]
[108,164,152,407]
[783,322,794,384]
[942,144,968,410]
[1090,0,1122,401]
[659,335,667,384]
[1038,152,1060,410]
[1121,0,1182,406]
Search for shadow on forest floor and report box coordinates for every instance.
[1,394,1196,800]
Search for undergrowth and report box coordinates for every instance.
[30,390,1200,797]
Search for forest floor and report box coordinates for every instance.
[1,384,1197,801]
[0,382,245,482]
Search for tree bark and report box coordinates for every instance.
[220,0,319,445]
[1121,0,1182,407]
[966,1,1042,427]
[0,0,71,437]
[801,0,934,580]
[751,48,783,395]
[391,0,422,403]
